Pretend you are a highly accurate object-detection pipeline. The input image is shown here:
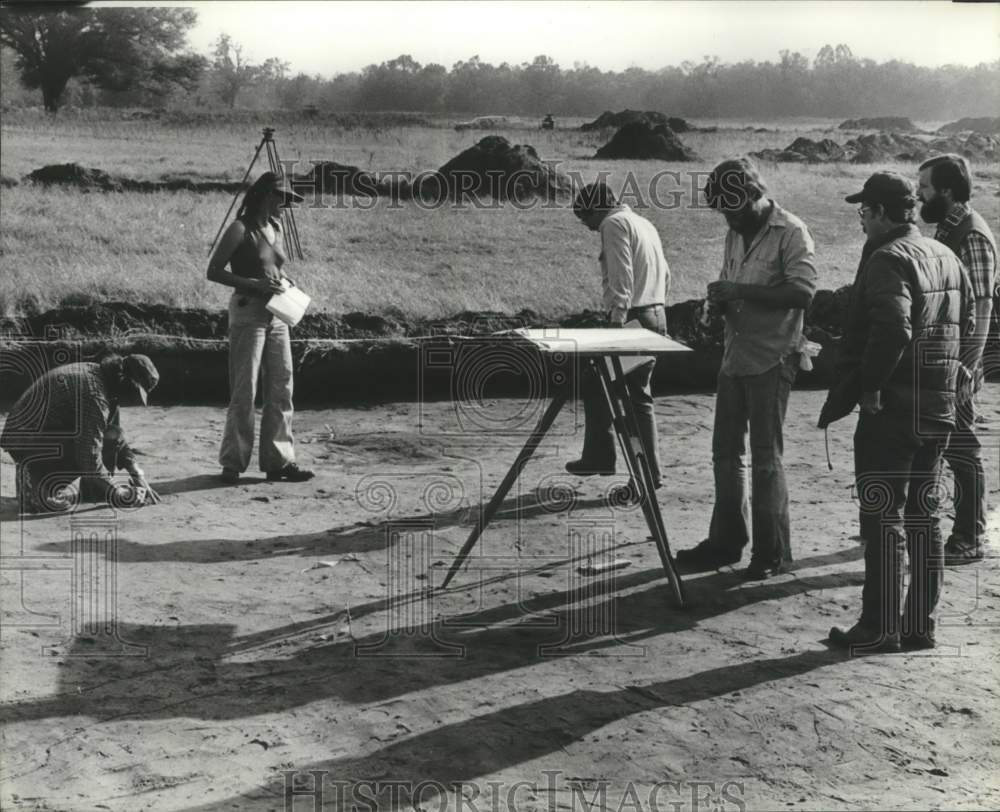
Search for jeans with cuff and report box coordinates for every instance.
[707,354,798,565]
[219,293,296,473]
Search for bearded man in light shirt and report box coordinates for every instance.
[565,181,671,494]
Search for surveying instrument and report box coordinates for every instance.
[208,127,304,260]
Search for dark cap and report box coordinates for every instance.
[271,174,304,204]
[845,171,916,207]
[257,170,304,204]
[123,354,159,405]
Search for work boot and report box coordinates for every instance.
[675,538,741,573]
[828,622,900,654]
[565,457,615,477]
[266,463,315,483]
[943,535,984,566]
[742,557,788,581]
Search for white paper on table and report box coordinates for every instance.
[605,319,654,376]
[266,280,311,327]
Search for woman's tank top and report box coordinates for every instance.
[229,216,286,280]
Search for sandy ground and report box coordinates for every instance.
[1,387,998,811]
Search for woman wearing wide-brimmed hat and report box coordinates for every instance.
[207,171,314,484]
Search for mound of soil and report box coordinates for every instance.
[846,132,999,163]
[1,288,860,404]
[594,121,699,161]
[27,163,123,191]
[936,117,1000,135]
[291,161,381,198]
[24,163,246,193]
[421,136,572,201]
[752,137,848,164]
[582,110,691,133]
[838,117,919,132]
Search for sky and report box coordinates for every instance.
[107,1,998,75]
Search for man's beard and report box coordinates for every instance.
[920,195,950,224]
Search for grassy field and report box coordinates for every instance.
[2,112,997,320]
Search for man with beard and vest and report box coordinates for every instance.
[819,172,975,652]
[918,153,997,566]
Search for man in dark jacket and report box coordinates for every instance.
[1,354,161,513]
[819,172,974,653]
[918,154,997,566]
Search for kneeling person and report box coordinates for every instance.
[1,354,160,512]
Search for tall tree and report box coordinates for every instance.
[0,6,203,112]
[210,33,288,108]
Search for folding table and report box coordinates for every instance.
[440,327,691,607]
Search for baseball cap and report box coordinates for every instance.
[123,354,159,405]
[845,171,916,207]
[270,174,305,204]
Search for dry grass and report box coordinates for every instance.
[2,114,998,320]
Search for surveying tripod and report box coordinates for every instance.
[209,127,304,261]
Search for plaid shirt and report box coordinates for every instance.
[0,362,129,484]
[935,202,997,300]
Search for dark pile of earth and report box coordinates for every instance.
[594,121,699,161]
[838,117,920,132]
[24,163,245,193]
[418,135,572,201]
[752,137,849,163]
[936,117,1000,135]
[581,110,692,133]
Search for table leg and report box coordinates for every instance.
[440,392,569,589]
[596,357,686,608]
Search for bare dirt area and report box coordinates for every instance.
[1,387,998,811]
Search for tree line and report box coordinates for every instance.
[1,8,997,119]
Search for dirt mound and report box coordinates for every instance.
[291,161,381,198]
[594,121,699,161]
[581,110,691,133]
[937,117,1000,135]
[839,117,919,132]
[1,290,860,404]
[0,302,544,343]
[845,132,999,163]
[23,163,246,193]
[752,137,848,164]
[421,136,572,201]
[26,163,123,191]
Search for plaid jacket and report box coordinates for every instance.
[0,362,132,483]
[935,203,997,300]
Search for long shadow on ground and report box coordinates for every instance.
[0,547,863,727]
[35,489,615,560]
[184,648,848,811]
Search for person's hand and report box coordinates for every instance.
[254,278,284,296]
[707,280,742,303]
[128,466,161,505]
[110,482,146,507]
[817,374,861,429]
[859,390,882,415]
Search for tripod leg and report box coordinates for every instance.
[440,392,568,589]
[208,137,267,256]
[266,137,304,260]
[598,357,685,607]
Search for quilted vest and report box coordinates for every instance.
[877,229,968,424]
